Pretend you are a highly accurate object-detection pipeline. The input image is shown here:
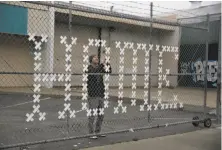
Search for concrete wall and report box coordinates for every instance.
[0,21,180,88]
[181,20,220,45]
[53,24,99,87]
[178,19,221,88]
[0,35,33,87]
[28,9,49,36]
[52,23,162,87]
[158,27,181,87]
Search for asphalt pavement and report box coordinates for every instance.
[0,92,218,150]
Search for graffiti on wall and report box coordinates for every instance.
[180,59,218,87]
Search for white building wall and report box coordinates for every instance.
[158,27,181,87]
[28,9,49,36]
[0,35,33,87]
[0,24,180,87]
[53,24,162,87]
[53,24,99,87]
[0,16,180,88]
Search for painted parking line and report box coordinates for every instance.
[76,109,85,113]
[0,97,51,110]
[153,117,192,120]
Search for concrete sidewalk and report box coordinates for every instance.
[81,127,221,150]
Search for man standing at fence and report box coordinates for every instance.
[86,54,112,139]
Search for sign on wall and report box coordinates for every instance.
[0,3,28,35]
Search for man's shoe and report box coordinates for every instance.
[89,135,98,139]
[97,134,106,137]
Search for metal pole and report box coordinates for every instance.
[216,17,221,123]
[148,2,153,123]
[98,27,102,63]
[204,14,210,117]
[44,1,55,88]
[66,1,73,136]
[176,20,182,88]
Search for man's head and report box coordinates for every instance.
[89,54,99,65]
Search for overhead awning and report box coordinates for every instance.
[2,1,177,31]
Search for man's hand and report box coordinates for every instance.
[102,57,108,65]
[101,58,105,65]
[100,58,111,73]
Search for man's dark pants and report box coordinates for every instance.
[88,97,104,134]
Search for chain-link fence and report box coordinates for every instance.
[0,1,220,150]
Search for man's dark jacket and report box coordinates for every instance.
[86,63,112,98]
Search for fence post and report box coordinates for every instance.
[216,17,221,123]
[98,27,102,63]
[66,1,73,136]
[148,2,153,123]
[204,14,210,117]
[44,1,55,88]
